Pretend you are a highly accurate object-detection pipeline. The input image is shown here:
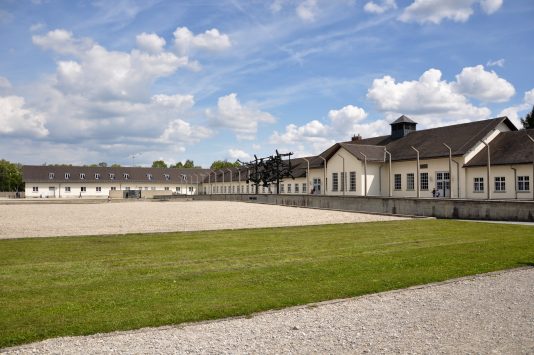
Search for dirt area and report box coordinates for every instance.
[0,200,407,239]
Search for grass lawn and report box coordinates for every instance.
[0,219,533,348]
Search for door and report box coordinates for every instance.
[48,186,56,198]
[312,178,321,194]
[435,172,450,197]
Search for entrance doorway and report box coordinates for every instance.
[312,178,321,194]
[435,171,450,197]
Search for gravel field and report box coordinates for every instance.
[0,200,406,239]
[3,267,533,354]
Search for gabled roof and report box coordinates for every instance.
[464,129,534,167]
[22,165,211,183]
[390,115,416,125]
[346,116,516,161]
[339,143,386,162]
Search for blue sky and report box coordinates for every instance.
[1,0,533,167]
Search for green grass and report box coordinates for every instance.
[0,219,533,348]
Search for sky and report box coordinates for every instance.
[1,0,533,168]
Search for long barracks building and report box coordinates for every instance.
[23,115,534,200]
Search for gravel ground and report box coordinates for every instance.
[3,267,533,354]
[0,200,406,239]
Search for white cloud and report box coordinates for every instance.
[136,32,166,53]
[159,119,212,144]
[499,88,534,127]
[486,58,505,67]
[454,65,515,102]
[173,27,231,56]
[228,148,251,161]
[270,121,334,154]
[364,0,397,14]
[0,96,48,137]
[399,0,503,24]
[270,0,286,13]
[328,105,368,131]
[296,0,318,22]
[29,22,46,32]
[367,68,491,127]
[206,93,276,140]
[151,94,194,110]
[32,29,93,55]
[479,0,503,14]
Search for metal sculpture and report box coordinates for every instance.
[239,150,294,194]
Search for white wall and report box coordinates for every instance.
[465,164,533,200]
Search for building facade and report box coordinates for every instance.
[23,116,534,200]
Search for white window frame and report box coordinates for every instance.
[517,176,530,192]
[95,173,100,180]
[80,173,86,180]
[332,173,338,192]
[33,186,38,192]
[407,173,415,191]
[81,186,87,192]
[394,174,402,190]
[65,186,71,192]
[474,177,484,192]
[420,172,429,191]
[65,173,70,179]
[96,187,102,192]
[48,172,55,179]
[494,176,506,192]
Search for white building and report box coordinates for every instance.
[23,116,534,200]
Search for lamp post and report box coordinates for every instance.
[411,146,420,198]
[226,168,233,194]
[302,157,310,194]
[385,149,392,197]
[319,156,327,195]
[480,140,491,200]
[336,154,345,196]
[359,152,368,197]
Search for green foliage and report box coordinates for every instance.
[0,220,532,347]
[172,160,199,168]
[98,162,108,167]
[520,105,534,129]
[0,159,24,192]
[151,160,168,168]
[210,160,241,170]
[171,162,183,168]
[111,163,121,167]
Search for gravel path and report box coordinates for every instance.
[0,201,406,239]
[3,268,533,354]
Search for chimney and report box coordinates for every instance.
[351,134,362,142]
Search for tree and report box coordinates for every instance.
[521,105,534,129]
[210,160,241,170]
[98,162,108,167]
[152,160,168,168]
[0,160,24,192]
[171,162,183,168]
[111,163,121,167]
[183,159,195,168]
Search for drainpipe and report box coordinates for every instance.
[443,143,453,198]
[480,140,491,200]
[385,149,392,197]
[528,134,534,201]
[452,159,460,198]
[411,146,420,198]
[336,154,345,196]
[360,152,368,197]
[319,156,327,195]
[302,157,310,194]
[511,167,517,199]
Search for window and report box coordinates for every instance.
[33,186,38,192]
[48,172,55,179]
[188,186,193,192]
[280,184,284,193]
[332,173,339,192]
[124,173,129,180]
[80,173,86,179]
[164,187,169,191]
[474,177,484,192]
[147,174,153,180]
[394,174,402,190]
[49,187,55,191]
[176,187,181,192]
[111,187,116,191]
[407,173,415,191]
[262,186,266,193]
[65,186,71,192]
[518,176,530,192]
[65,173,70,179]
[349,171,356,191]
[95,173,100,180]
[246,185,250,193]
[96,187,102,192]
[420,173,429,191]
[81,186,86,192]
[295,184,299,193]
[302,183,307,194]
[109,173,115,180]
[495,177,506,192]
[164,174,170,180]
[287,184,292,193]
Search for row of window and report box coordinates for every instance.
[279,183,308,194]
[332,172,357,192]
[48,172,191,181]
